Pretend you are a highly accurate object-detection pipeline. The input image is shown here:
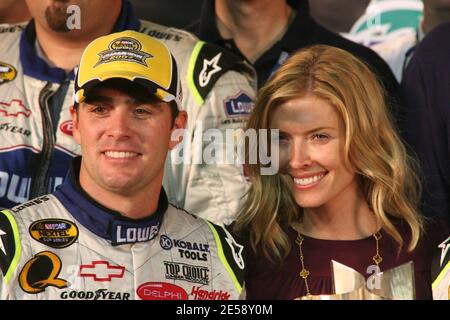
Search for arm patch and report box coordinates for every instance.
[188,41,254,105]
[0,210,21,282]
[207,222,245,291]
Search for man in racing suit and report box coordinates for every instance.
[0,0,255,226]
[0,31,245,299]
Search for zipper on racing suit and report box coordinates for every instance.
[29,82,57,199]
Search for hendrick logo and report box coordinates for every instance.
[190,286,230,300]
[137,282,188,300]
[29,218,79,249]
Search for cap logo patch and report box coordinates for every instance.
[95,37,153,67]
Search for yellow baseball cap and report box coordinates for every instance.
[74,30,181,108]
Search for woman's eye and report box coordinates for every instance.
[277,133,289,144]
[311,133,329,141]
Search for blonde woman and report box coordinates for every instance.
[235,45,448,300]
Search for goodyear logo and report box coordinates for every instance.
[96,37,152,67]
[19,251,68,294]
[0,62,17,85]
[29,219,79,249]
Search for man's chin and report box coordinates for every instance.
[45,5,70,32]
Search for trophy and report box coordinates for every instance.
[296,261,415,300]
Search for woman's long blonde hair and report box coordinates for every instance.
[235,45,423,262]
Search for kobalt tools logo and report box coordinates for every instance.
[79,261,125,282]
[159,235,210,252]
[164,261,209,285]
[160,235,209,261]
[137,282,188,300]
[0,99,31,118]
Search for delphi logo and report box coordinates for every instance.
[60,120,73,136]
[0,99,31,118]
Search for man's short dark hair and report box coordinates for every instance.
[75,78,179,123]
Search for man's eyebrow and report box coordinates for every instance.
[84,94,113,104]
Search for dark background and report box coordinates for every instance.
[128,0,369,33]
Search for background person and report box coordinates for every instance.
[0,0,255,225]
[401,22,450,226]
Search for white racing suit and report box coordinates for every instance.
[0,158,245,300]
[0,0,256,225]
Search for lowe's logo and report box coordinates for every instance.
[224,91,253,117]
[113,224,159,246]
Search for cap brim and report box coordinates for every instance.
[76,69,176,105]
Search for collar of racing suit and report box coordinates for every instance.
[54,157,168,246]
[19,0,141,84]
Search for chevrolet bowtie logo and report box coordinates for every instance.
[79,261,125,282]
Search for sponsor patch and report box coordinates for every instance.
[0,210,19,279]
[207,223,245,287]
[199,52,222,87]
[79,261,125,282]
[137,282,188,300]
[190,286,230,300]
[29,218,79,249]
[11,195,51,213]
[0,122,31,137]
[178,249,208,262]
[0,62,17,85]
[19,251,68,294]
[0,25,25,34]
[0,99,31,117]
[96,37,152,67]
[60,289,130,300]
[160,235,209,261]
[112,220,160,246]
[164,261,209,285]
[141,28,182,42]
[59,120,73,136]
[159,235,209,252]
[224,91,253,117]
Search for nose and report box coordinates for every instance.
[289,140,312,169]
[106,110,132,139]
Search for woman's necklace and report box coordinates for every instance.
[295,231,383,297]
